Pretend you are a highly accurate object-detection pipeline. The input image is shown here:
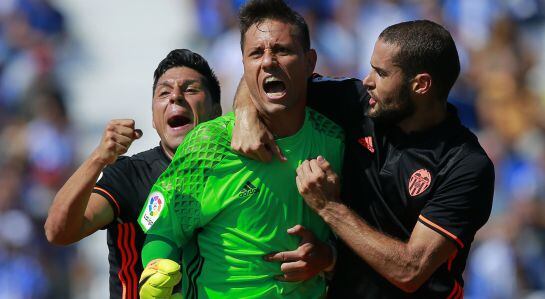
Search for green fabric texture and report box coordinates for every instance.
[141,235,181,267]
[139,109,344,298]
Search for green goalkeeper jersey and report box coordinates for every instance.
[139,109,344,299]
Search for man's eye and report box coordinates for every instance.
[160,91,170,97]
[250,49,263,57]
[185,88,199,93]
[276,47,290,55]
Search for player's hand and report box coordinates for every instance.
[296,156,340,213]
[264,224,334,282]
[139,259,182,299]
[93,119,142,165]
[232,107,286,163]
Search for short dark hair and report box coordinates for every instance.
[379,20,460,100]
[239,0,310,52]
[153,49,221,104]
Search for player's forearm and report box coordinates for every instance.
[44,153,106,244]
[233,78,257,116]
[319,202,428,293]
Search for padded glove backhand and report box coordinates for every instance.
[139,259,182,299]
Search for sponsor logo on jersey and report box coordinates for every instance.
[140,191,165,230]
[408,169,432,197]
[238,181,258,198]
[358,136,375,153]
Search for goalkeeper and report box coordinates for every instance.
[138,0,342,298]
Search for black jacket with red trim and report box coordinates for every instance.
[93,145,170,299]
[307,76,494,299]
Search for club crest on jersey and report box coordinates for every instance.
[358,136,375,153]
[141,192,164,230]
[408,169,432,197]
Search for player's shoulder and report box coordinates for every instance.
[189,114,232,140]
[444,125,494,180]
[310,74,362,85]
[309,74,365,96]
[119,146,168,168]
[102,146,166,179]
[179,114,233,153]
[307,74,369,123]
[130,146,168,163]
[458,134,494,173]
[102,155,132,174]
[307,108,344,140]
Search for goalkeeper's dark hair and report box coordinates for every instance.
[153,49,221,104]
[239,0,310,52]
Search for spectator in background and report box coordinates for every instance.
[0,0,76,297]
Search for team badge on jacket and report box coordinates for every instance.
[408,169,432,197]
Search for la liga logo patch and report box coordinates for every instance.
[148,194,163,216]
[408,169,432,197]
[140,192,165,231]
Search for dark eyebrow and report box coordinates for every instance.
[271,42,290,49]
[371,64,388,75]
[247,45,263,53]
[156,81,173,89]
[157,79,200,89]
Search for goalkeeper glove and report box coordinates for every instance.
[139,259,182,299]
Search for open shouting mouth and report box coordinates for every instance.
[167,114,191,132]
[263,75,287,100]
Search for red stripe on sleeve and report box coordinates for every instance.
[419,215,464,249]
[94,187,121,215]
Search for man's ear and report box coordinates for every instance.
[412,73,432,95]
[306,49,317,76]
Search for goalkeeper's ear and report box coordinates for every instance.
[139,259,182,299]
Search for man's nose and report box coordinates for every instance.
[169,86,184,104]
[262,50,277,70]
[362,74,374,89]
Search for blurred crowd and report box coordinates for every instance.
[0,0,544,298]
[0,0,79,298]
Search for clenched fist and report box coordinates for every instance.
[296,156,341,213]
[92,119,142,165]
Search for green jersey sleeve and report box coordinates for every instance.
[138,120,230,248]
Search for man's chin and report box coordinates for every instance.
[165,130,190,147]
[368,107,414,126]
[365,106,380,118]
